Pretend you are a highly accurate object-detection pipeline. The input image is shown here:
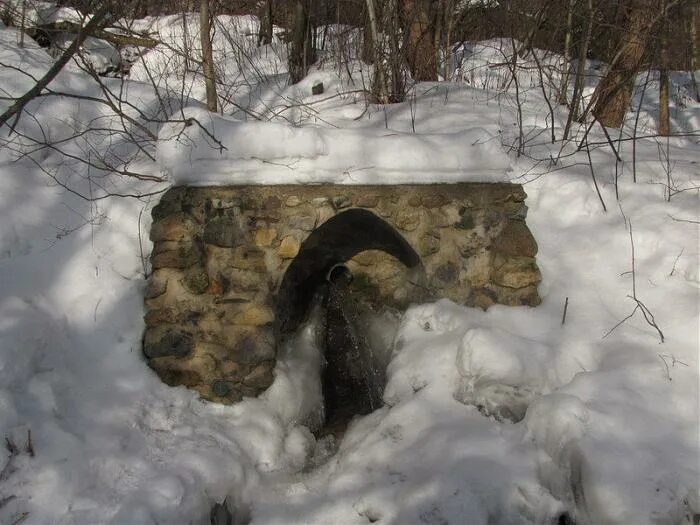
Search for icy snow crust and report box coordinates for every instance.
[1,16,699,525]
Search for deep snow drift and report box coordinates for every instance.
[0,15,698,525]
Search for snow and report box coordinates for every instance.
[1,11,699,525]
[0,1,86,27]
[156,106,511,184]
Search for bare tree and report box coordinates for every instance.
[557,0,576,105]
[658,0,670,136]
[563,0,594,140]
[366,0,405,103]
[592,0,657,128]
[257,0,273,46]
[288,0,315,84]
[200,0,218,111]
[689,1,699,102]
[403,0,437,81]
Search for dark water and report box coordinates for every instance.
[321,266,386,435]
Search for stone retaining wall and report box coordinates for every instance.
[143,184,541,403]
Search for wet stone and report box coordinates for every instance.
[232,336,275,364]
[204,216,240,247]
[484,210,504,230]
[285,196,302,207]
[145,273,168,299]
[355,194,380,208]
[421,194,449,208]
[183,267,209,294]
[456,209,475,230]
[144,308,176,327]
[151,188,185,222]
[435,262,459,284]
[505,203,528,221]
[332,195,351,209]
[254,227,278,247]
[242,361,275,389]
[151,242,201,269]
[212,380,237,397]
[492,254,541,289]
[394,209,420,231]
[158,367,202,388]
[418,233,441,256]
[288,214,316,231]
[144,329,193,359]
[234,305,274,326]
[150,213,198,242]
[492,220,538,258]
[278,236,300,259]
[262,196,281,210]
[231,247,267,272]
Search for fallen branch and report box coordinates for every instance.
[36,21,159,48]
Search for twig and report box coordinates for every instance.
[658,353,687,381]
[0,495,16,510]
[0,438,18,482]
[24,430,33,458]
[5,437,18,456]
[633,296,665,343]
[605,221,665,343]
[658,353,671,381]
[668,215,700,225]
[584,140,607,212]
[603,304,639,339]
[561,297,569,325]
[11,512,29,525]
[629,222,637,299]
[668,248,684,276]
[632,68,653,183]
[138,205,149,279]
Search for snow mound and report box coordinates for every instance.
[156,107,511,185]
[54,34,121,75]
[455,326,555,421]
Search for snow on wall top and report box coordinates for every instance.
[156,107,512,185]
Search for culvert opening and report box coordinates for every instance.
[275,209,424,435]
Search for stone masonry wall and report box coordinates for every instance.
[143,184,541,403]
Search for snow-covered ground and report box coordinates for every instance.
[0,13,698,525]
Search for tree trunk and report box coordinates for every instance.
[563,0,593,140]
[592,0,656,129]
[362,7,374,64]
[182,8,191,72]
[258,0,273,46]
[658,1,670,136]
[366,0,390,102]
[689,1,699,102]
[368,0,406,104]
[517,3,549,58]
[403,0,437,81]
[443,0,455,81]
[558,0,576,105]
[200,0,218,112]
[288,0,315,84]
[19,0,26,48]
[433,0,443,78]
